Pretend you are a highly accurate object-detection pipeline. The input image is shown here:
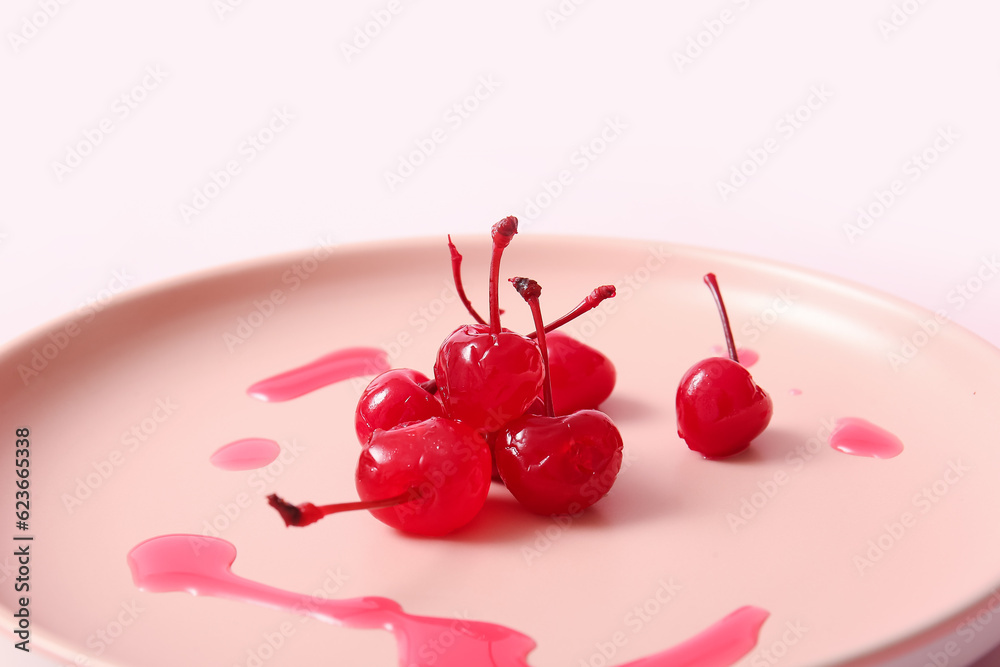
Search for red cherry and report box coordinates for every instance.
[433,217,543,432]
[545,332,616,415]
[676,273,773,458]
[357,417,492,535]
[434,324,543,432]
[269,417,491,536]
[354,369,444,444]
[495,278,624,515]
[497,410,623,515]
[444,235,616,420]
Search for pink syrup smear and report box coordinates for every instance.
[711,345,759,367]
[788,388,802,396]
[247,347,390,402]
[127,534,769,667]
[209,438,281,471]
[829,417,904,459]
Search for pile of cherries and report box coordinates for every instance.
[268,218,774,537]
[269,217,623,536]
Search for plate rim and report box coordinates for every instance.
[3,234,1000,667]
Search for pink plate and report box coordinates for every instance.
[2,236,1000,667]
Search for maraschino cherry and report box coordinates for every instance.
[354,369,444,444]
[495,278,623,515]
[270,417,492,536]
[433,217,543,433]
[446,245,617,417]
[675,273,772,458]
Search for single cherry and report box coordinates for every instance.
[271,417,492,536]
[434,217,543,433]
[495,278,623,515]
[354,369,444,444]
[545,331,616,416]
[675,273,773,458]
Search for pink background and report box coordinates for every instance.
[2,1,998,665]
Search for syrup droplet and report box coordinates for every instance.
[248,347,390,402]
[829,417,903,459]
[127,535,769,667]
[209,438,281,471]
[711,345,759,367]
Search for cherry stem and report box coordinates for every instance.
[488,217,518,336]
[704,273,739,364]
[267,489,420,528]
[511,277,553,418]
[447,235,487,326]
[526,285,616,338]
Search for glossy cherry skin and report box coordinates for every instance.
[495,410,623,515]
[545,332,616,415]
[355,369,444,444]
[675,357,773,458]
[433,324,544,433]
[356,417,492,536]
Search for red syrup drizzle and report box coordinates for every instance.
[209,438,281,471]
[127,534,769,667]
[621,605,770,667]
[247,347,390,402]
[711,345,759,367]
[828,417,904,459]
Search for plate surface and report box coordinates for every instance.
[3,236,1000,667]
